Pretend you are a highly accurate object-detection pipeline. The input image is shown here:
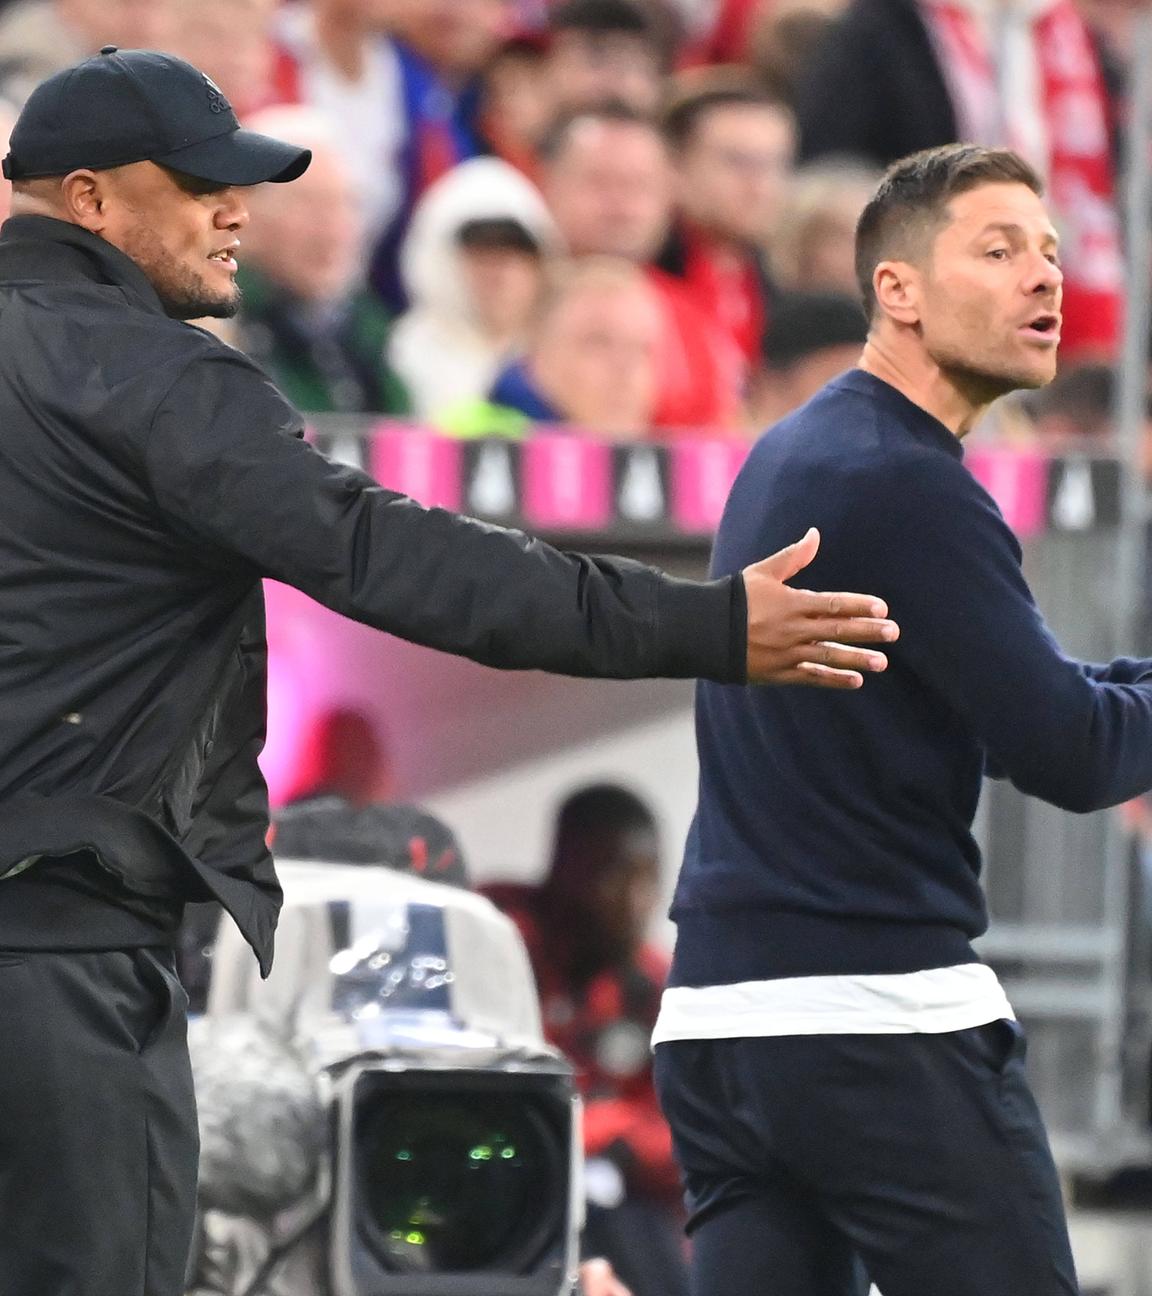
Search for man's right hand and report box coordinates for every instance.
[743,528,899,688]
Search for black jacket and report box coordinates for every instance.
[795,0,1122,169]
[0,216,744,974]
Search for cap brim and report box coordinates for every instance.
[153,127,311,186]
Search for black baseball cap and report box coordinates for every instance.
[3,47,311,185]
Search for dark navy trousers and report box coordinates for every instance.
[654,1021,1080,1296]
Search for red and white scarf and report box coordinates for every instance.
[923,0,1123,358]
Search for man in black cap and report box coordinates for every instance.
[0,48,898,1296]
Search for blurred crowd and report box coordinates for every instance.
[0,0,1142,443]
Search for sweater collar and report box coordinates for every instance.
[835,369,965,459]
[0,214,168,316]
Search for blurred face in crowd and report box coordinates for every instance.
[458,245,543,340]
[14,163,248,319]
[542,119,673,262]
[162,0,279,116]
[880,182,1062,397]
[547,31,663,116]
[584,825,661,962]
[676,102,795,247]
[244,147,363,304]
[386,0,514,78]
[57,0,172,51]
[484,46,552,152]
[531,271,663,437]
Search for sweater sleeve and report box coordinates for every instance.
[142,349,745,683]
[868,451,1152,813]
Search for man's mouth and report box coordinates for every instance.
[208,245,239,271]
[1021,313,1060,337]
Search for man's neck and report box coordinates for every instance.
[857,334,996,439]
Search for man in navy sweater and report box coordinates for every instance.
[652,143,1149,1296]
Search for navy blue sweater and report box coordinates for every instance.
[671,370,1152,986]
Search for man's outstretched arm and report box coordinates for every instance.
[144,352,897,687]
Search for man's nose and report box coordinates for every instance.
[1029,252,1063,294]
[216,188,250,231]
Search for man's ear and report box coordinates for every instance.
[59,170,108,232]
[872,260,922,327]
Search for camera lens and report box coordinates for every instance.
[355,1092,564,1274]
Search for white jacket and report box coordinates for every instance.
[389,157,560,420]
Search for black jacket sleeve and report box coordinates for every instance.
[142,348,746,683]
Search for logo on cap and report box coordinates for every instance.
[202,74,231,115]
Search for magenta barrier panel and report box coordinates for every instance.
[368,425,463,512]
[966,447,1049,540]
[521,433,613,530]
[671,439,751,533]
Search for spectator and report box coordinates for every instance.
[285,704,397,809]
[546,0,666,116]
[368,0,518,309]
[539,105,743,430]
[484,784,689,1296]
[481,257,664,439]
[159,0,284,117]
[272,0,408,265]
[235,105,410,416]
[1019,362,1133,449]
[390,156,559,419]
[793,0,1124,360]
[0,0,171,104]
[659,78,794,371]
[771,157,880,293]
[684,0,761,63]
[746,0,850,108]
[747,289,868,426]
[481,34,553,180]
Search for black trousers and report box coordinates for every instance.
[653,1022,1080,1296]
[0,947,198,1296]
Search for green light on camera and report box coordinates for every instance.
[395,1150,412,1161]
[470,1145,493,1161]
[405,1231,426,1246]
[501,1147,516,1159]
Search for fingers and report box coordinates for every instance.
[806,614,899,645]
[791,663,866,689]
[754,527,820,583]
[794,587,891,623]
[749,642,890,687]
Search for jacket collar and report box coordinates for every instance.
[0,214,167,316]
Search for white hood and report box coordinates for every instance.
[400,156,561,322]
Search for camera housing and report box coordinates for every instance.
[205,860,584,1296]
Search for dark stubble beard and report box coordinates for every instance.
[120,220,241,321]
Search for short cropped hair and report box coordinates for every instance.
[855,144,1044,320]
[550,0,654,37]
[663,78,791,152]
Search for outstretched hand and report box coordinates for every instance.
[743,528,899,688]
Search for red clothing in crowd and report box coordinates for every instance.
[483,883,682,1204]
[647,268,745,435]
[676,226,767,369]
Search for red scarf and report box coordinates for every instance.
[925,0,1122,358]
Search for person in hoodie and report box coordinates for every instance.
[389,155,560,421]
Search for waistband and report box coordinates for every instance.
[669,907,979,987]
